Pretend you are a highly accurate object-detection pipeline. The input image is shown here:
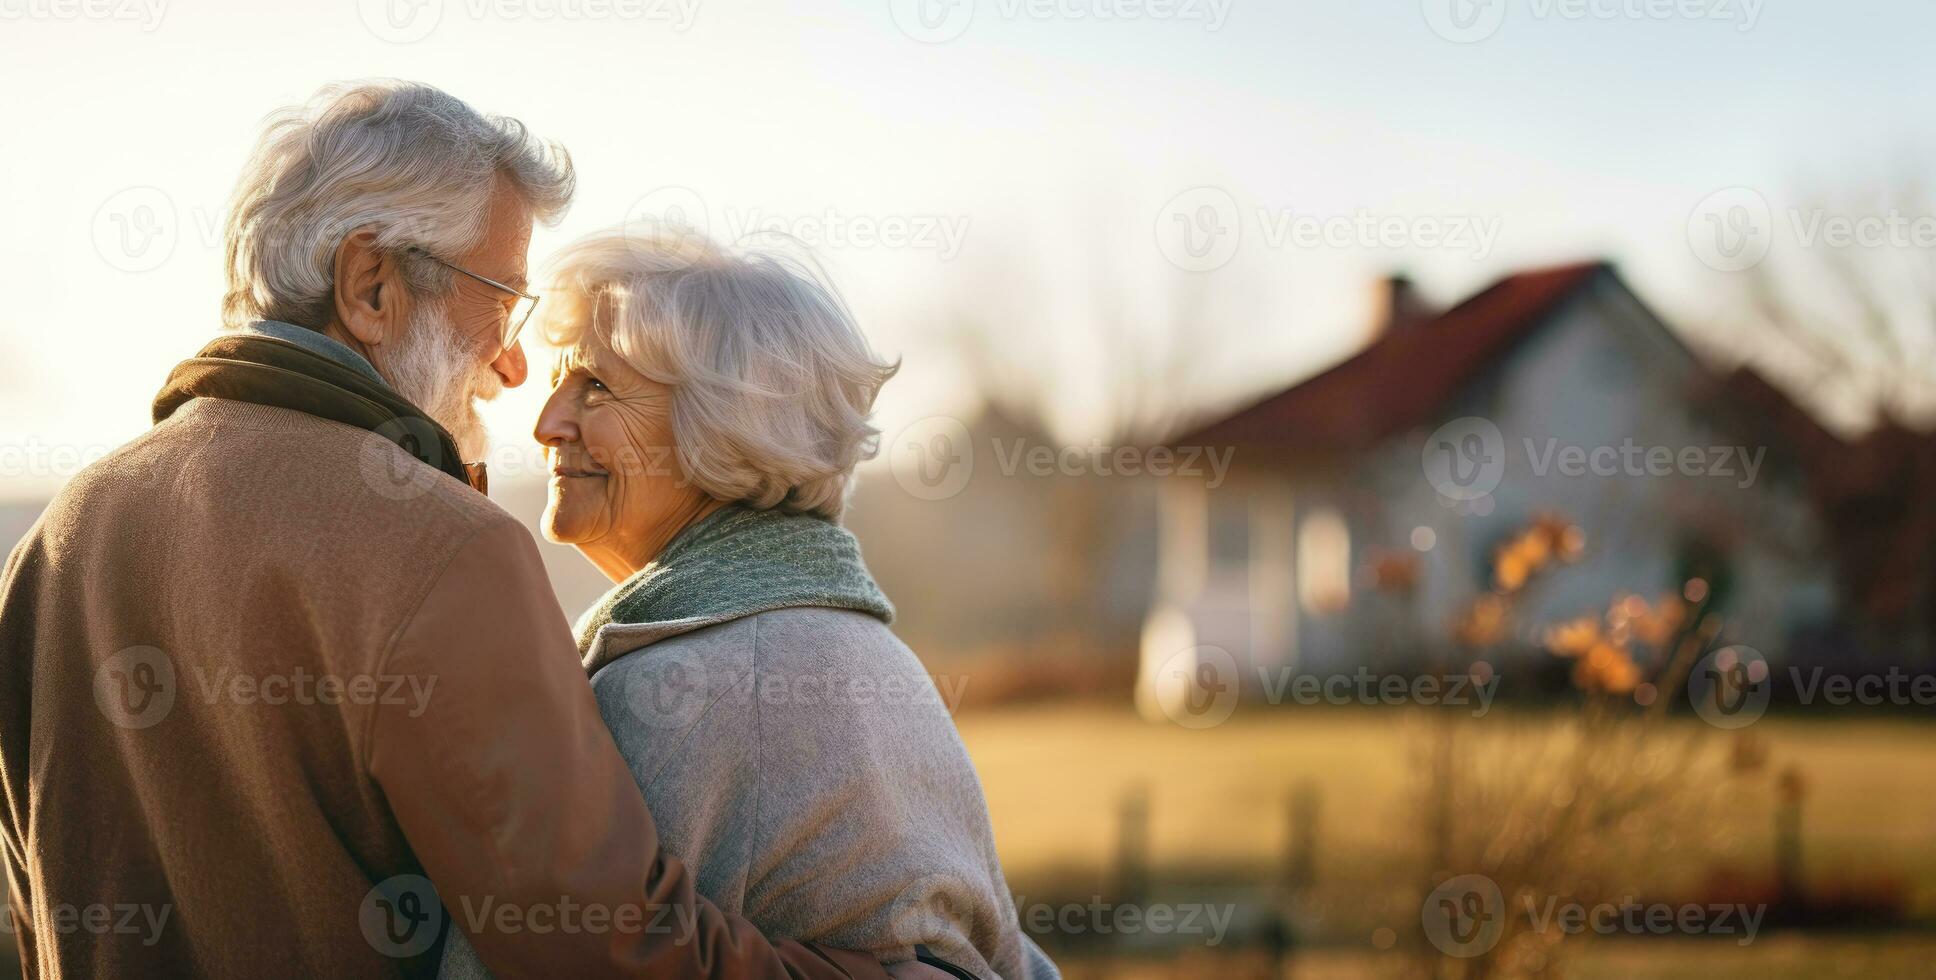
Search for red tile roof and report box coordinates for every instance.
[1173,262,1608,452]
[1712,367,1850,492]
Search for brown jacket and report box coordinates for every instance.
[0,396,891,979]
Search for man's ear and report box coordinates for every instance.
[331,229,405,347]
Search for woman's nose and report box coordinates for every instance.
[492,340,529,388]
[533,383,579,447]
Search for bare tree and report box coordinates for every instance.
[1725,174,1936,656]
[943,244,1240,447]
[933,238,1251,672]
[1733,177,1936,424]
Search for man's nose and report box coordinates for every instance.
[492,341,528,388]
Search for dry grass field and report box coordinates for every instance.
[958,703,1936,976]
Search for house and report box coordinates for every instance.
[1137,262,1895,707]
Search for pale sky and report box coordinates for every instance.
[4,0,1935,498]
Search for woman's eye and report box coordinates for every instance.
[585,376,608,393]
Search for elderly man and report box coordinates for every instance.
[0,81,897,979]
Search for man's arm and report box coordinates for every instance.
[363,517,888,979]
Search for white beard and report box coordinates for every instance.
[378,301,503,462]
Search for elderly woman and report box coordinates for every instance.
[440,231,1051,980]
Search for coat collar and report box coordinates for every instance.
[153,332,485,494]
[575,505,893,676]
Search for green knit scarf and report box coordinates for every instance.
[574,504,894,655]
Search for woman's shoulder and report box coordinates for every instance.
[743,606,914,666]
[710,607,956,725]
[589,606,908,676]
[587,607,953,739]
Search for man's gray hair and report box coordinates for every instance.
[541,231,900,520]
[222,79,574,330]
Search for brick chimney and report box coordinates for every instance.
[1375,273,1436,334]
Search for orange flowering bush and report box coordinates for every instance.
[1412,519,1739,979]
[1540,593,1692,699]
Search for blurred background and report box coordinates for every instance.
[6,0,1936,976]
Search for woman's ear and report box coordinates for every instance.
[331,229,404,347]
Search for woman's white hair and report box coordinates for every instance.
[222,79,574,330]
[541,230,900,521]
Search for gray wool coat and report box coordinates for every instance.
[441,606,1055,980]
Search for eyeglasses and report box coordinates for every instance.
[406,247,540,353]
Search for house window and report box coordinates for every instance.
[1208,495,1249,572]
[1297,507,1351,614]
